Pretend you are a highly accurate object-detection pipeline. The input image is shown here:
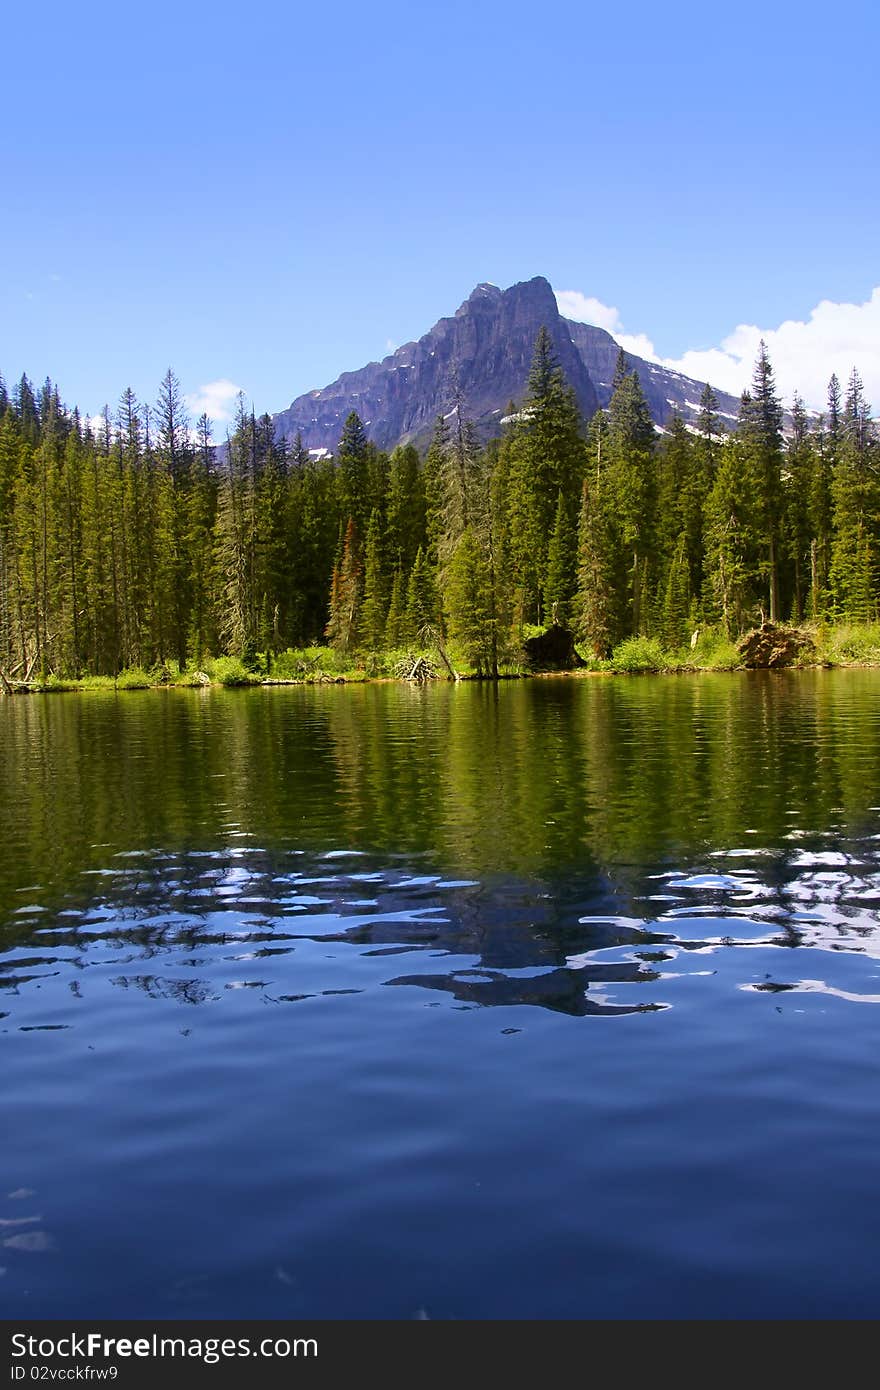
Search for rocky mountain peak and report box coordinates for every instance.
[269,277,743,455]
[456,282,503,313]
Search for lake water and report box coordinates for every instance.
[2,672,880,1319]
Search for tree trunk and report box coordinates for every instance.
[631,549,640,634]
[769,535,779,623]
[719,551,729,635]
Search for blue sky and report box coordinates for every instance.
[2,0,878,422]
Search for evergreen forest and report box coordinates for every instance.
[0,331,877,685]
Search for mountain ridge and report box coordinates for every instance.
[270,276,742,455]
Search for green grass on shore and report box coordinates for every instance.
[536,620,880,675]
[18,622,880,692]
[588,622,880,674]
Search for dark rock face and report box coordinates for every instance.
[269,275,743,456]
[272,277,597,454]
[564,319,743,430]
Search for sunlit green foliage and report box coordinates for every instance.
[0,339,877,688]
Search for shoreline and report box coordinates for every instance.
[3,658,878,696]
[4,622,879,696]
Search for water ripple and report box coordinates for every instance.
[2,837,879,1033]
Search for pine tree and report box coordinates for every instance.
[807,376,839,616]
[438,380,483,558]
[445,528,498,675]
[360,508,389,649]
[782,394,814,621]
[384,567,406,647]
[696,383,723,469]
[604,362,656,633]
[153,368,193,667]
[325,518,362,654]
[11,436,41,674]
[79,417,117,674]
[829,370,878,620]
[216,396,259,660]
[14,375,39,439]
[422,415,448,572]
[574,476,616,658]
[115,388,148,666]
[661,532,691,650]
[405,545,439,637]
[543,490,578,625]
[434,385,509,677]
[386,444,425,575]
[739,342,784,621]
[337,412,371,541]
[505,328,585,623]
[610,347,629,395]
[182,412,217,664]
[703,432,764,633]
[155,368,189,480]
[291,447,338,644]
[0,412,23,668]
[655,412,703,604]
[253,414,290,657]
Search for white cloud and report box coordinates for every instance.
[556,285,880,411]
[554,290,622,334]
[614,331,661,363]
[555,290,671,372]
[184,378,243,424]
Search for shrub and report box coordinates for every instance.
[40,673,78,692]
[610,636,667,673]
[701,639,741,671]
[679,625,742,672]
[173,667,210,687]
[115,668,152,690]
[268,648,311,680]
[79,675,117,690]
[826,623,880,663]
[208,656,261,687]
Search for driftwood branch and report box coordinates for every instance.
[419,624,459,682]
[394,653,439,683]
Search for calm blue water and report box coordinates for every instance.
[1,672,880,1317]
